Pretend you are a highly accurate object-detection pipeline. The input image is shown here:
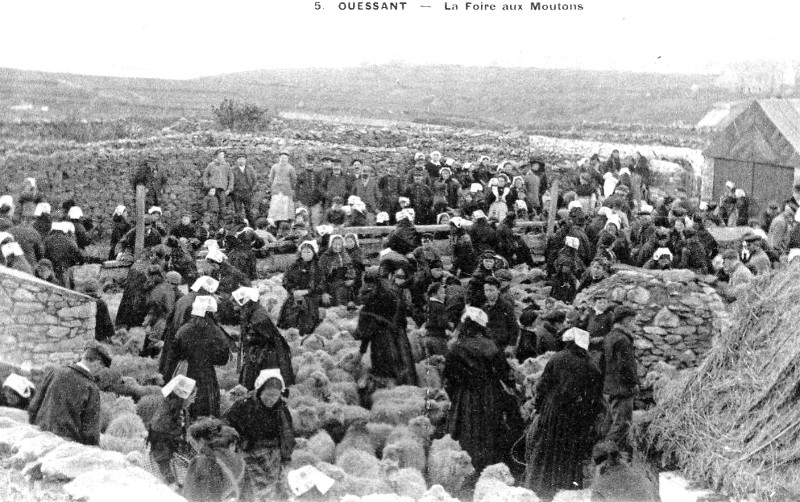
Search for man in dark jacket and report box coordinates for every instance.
[28,344,111,445]
[600,306,640,457]
[482,277,518,349]
[322,160,351,210]
[295,160,324,225]
[230,153,258,225]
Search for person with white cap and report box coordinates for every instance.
[600,306,640,458]
[158,276,220,378]
[107,205,131,260]
[643,247,674,270]
[223,368,295,498]
[468,209,498,257]
[432,166,462,214]
[170,295,231,419]
[67,205,91,250]
[147,375,197,486]
[443,305,522,474]
[0,194,15,222]
[450,216,479,278]
[424,150,443,179]
[28,342,113,446]
[205,246,251,326]
[277,240,325,335]
[524,323,604,499]
[33,202,53,239]
[1,373,35,410]
[1,238,33,274]
[42,219,84,288]
[386,208,421,255]
[233,286,295,391]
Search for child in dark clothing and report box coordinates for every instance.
[425,282,450,356]
[148,375,196,487]
[515,308,539,363]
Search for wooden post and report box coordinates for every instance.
[134,185,146,260]
[546,179,559,238]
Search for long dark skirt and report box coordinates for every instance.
[116,263,150,328]
[277,295,320,335]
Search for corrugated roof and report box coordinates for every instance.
[757,99,800,155]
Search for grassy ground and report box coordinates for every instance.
[0,65,746,129]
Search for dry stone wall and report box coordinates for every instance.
[0,266,96,370]
[574,268,728,398]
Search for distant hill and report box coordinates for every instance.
[0,65,748,129]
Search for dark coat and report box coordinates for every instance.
[355,277,418,385]
[28,364,101,446]
[278,257,325,335]
[108,215,132,260]
[444,328,519,473]
[173,316,231,418]
[378,175,404,214]
[466,265,493,306]
[483,297,519,348]
[33,214,53,240]
[43,231,84,287]
[468,220,498,256]
[678,236,708,274]
[215,262,251,325]
[295,169,323,207]
[159,291,199,378]
[452,235,478,277]
[228,245,258,282]
[240,305,295,390]
[115,259,151,328]
[9,224,43,266]
[322,172,351,207]
[387,220,420,255]
[525,345,604,499]
[70,219,91,250]
[600,326,639,398]
[95,297,116,341]
[224,397,295,460]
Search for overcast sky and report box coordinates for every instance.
[1,0,797,79]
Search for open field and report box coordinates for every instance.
[0,65,748,132]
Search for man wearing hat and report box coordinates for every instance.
[720,249,753,296]
[386,209,421,255]
[600,305,640,458]
[28,343,112,446]
[352,165,380,221]
[742,232,771,275]
[295,158,324,227]
[404,169,434,224]
[132,154,168,208]
[768,203,796,255]
[378,164,405,217]
[321,158,351,211]
[203,150,234,218]
[230,153,258,226]
[468,210,498,257]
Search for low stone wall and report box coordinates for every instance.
[575,268,728,396]
[0,266,96,370]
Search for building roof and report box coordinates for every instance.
[696,101,748,130]
[704,99,800,168]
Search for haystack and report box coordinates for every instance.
[645,263,800,501]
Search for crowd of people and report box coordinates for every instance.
[3,147,800,501]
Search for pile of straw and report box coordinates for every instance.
[646,263,800,501]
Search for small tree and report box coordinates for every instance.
[212,98,271,131]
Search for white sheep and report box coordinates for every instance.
[473,463,540,502]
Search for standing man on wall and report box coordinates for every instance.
[203,150,234,220]
[28,343,112,446]
[295,158,324,227]
[230,153,258,226]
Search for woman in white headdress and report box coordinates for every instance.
[1,374,36,410]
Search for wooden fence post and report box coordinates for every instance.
[134,185,145,260]
[546,179,559,238]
